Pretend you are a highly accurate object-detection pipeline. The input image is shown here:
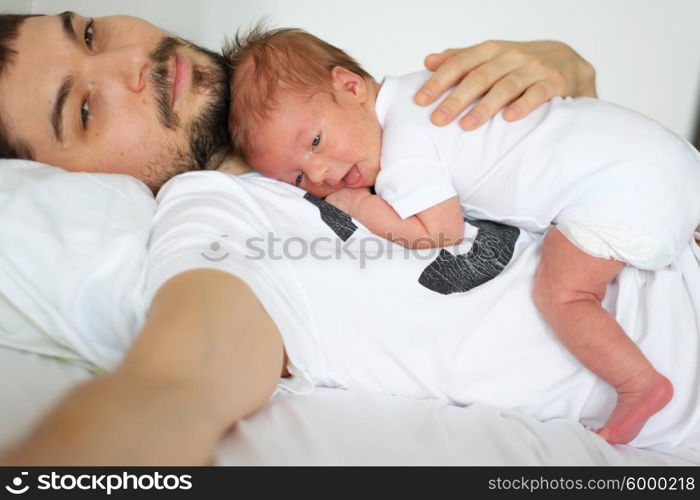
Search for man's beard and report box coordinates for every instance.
[145,36,231,189]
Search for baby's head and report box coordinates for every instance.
[225,26,382,197]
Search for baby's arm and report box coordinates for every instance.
[325,188,464,248]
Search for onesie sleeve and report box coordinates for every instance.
[375,148,458,219]
[374,83,458,220]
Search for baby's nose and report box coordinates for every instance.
[306,165,330,185]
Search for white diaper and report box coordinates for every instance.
[557,222,673,270]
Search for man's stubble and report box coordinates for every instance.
[144,36,232,190]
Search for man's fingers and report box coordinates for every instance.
[429,57,520,126]
[416,44,495,106]
[418,40,594,128]
[502,81,555,122]
[458,71,539,129]
[423,48,462,71]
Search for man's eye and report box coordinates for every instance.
[81,99,91,129]
[84,19,95,48]
[294,172,304,186]
[311,134,321,149]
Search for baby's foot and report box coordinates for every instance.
[596,369,673,445]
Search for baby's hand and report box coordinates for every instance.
[324,187,372,217]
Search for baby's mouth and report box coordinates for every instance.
[341,164,363,188]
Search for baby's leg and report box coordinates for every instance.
[533,227,673,445]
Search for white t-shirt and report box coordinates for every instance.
[374,71,700,269]
[146,171,700,448]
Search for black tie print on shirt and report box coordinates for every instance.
[304,193,358,241]
[418,219,520,295]
[304,194,518,294]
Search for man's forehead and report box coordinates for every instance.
[16,12,69,38]
[5,18,72,111]
[5,14,71,80]
[0,16,59,132]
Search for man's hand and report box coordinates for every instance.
[325,187,372,217]
[0,270,284,465]
[415,40,597,130]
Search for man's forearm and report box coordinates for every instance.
[0,372,222,465]
[0,269,285,465]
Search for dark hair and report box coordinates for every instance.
[0,14,43,160]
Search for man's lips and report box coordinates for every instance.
[172,54,190,106]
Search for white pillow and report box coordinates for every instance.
[0,160,155,370]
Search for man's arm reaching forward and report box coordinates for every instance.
[0,269,285,465]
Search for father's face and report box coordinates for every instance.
[0,13,231,190]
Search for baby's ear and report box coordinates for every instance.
[331,66,367,102]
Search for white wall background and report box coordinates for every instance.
[1,0,31,12]
[12,0,700,141]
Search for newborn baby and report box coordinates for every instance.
[225,27,700,444]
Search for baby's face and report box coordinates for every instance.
[246,90,382,198]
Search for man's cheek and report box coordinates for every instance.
[111,124,161,157]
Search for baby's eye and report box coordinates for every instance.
[311,134,321,149]
[294,172,304,186]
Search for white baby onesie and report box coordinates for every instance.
[375,71,700,269]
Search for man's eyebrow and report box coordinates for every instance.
[51,76,74,143]
[51,12,80,143]
[59,11,78,44]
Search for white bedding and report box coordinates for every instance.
[0,162,154,369]
[0,345,693,465]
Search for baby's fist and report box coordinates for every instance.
[324,187,372,217]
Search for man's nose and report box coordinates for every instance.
[90,45,149,93]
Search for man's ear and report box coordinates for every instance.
[331,66,368,102]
